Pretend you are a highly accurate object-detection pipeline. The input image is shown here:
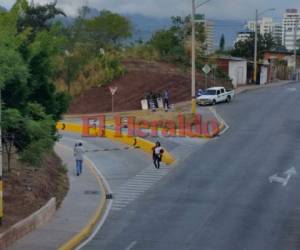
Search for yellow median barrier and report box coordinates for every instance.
[56,122,176,165]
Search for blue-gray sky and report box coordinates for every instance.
[0,0,299,20]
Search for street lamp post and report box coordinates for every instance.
[191,0,210,114]
[0,89,2,225]
[253,9,258,83]
[253,8,275,84]
[191,0,196,114]
[293,20,299,80]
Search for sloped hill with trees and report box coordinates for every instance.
[68,59,232,114]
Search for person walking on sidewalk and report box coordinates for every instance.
[152,141,164,169]
[74,142,85,176]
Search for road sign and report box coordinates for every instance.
[109,86,118,96]
[195,14,205,23]
[202,64,211,75]
[109,86,118,112]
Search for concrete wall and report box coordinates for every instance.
[0,198,56,250]
[260,66,268,85]
[229,61,247,87]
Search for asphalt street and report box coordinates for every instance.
[82,82,300,250]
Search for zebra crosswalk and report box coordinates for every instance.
[110,143,204,212]
[111,165,171,211]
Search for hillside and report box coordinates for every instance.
[68,60,232,114]
[0,5,6,12]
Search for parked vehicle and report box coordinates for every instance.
[197,88,204,97]
[196,87,234,105]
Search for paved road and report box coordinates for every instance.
[82,82,300,250]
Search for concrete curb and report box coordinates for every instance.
[57,144,108,250]
[56,123,176,165]
[0,198,56,250]
[235,81,294,95]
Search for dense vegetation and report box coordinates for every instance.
[0,0,69,169]
[123,16,206,67]
[230,33,279,59]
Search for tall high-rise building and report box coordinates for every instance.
[204,20,214,55]
[235,30,254,43]
[282,9,300,51]
[245,17,282,44]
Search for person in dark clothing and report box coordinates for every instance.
[152,141,164,169]
[163,90,169,111]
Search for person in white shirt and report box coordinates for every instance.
[152,141,164,169]
[74,142,85,176]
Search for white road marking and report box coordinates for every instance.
[111,165,171,211]
[125,183,153,188]
[125,241,137,250]
[135,175,161,179]
[286,87,297,92]
[269,167,297,186]
[119,190,144,194]
[209,107,230,136]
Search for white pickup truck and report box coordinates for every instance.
[196,87,234,105]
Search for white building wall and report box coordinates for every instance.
[260,66,268,85]
[236,32,252,43]
[205,21,214,55]
[282,9,300,51]
[245,17,282,44]
[228,61,247,87]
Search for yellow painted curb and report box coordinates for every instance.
[57,144,107,250]
[56,122,176,165]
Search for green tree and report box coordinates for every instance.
[231,33,277,59]
[17,1,65,37]
[0,0,70,168]
[83,10,132,51]
[149,15,205,64]
[219,34,225,51]
[2,105,57,169]
[150,29,181,57]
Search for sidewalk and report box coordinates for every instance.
[9,144,104,250]
[235,80,292,95]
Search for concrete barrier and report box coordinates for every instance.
[0,198,56,250]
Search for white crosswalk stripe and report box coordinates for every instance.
[110,143,202,211]
[111,165,171,211]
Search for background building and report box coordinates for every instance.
[282,9,300,51]
[236,30,254,43]
[204,20,215,55]
[245,17,282,44]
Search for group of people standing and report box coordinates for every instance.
[146,89,170,112]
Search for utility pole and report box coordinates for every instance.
[191,0,210,114]
[293,19,299,80]
[191,0,196,114]
[253,8,275,84]
[0,90,2,225]
[253,9,258,84]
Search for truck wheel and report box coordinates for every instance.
[226,96,231,103]
[212,100,216,105]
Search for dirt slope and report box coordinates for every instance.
[1,153,68,232]
[68,60,232,114]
